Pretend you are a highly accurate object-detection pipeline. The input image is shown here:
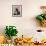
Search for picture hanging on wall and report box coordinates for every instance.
[12,5,22,17]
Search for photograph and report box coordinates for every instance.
[12,5,22,17]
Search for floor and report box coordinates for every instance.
[14,43,46,46]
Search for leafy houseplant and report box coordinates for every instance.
[36,14,46,21]
[36,14,46,27]
[5,26,18,39]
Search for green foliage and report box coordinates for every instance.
[44,15,46,20]
[5,26,18,38]
[36,14,46,21]
[36,15,44,21]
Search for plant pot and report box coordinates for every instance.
[7,39,12,44]
[11,36,17,44]
[40,20,46,27]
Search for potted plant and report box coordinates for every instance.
[5,26,18,43]
[36,6,46,27]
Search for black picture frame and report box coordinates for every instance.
[12,5,22,17]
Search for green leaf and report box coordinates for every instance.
[5,26,18,39]
[44,15,46,20]
[36,15,44,21]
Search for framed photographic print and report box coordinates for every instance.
[12,5,22,17]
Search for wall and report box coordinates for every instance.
[0,0,46,40]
